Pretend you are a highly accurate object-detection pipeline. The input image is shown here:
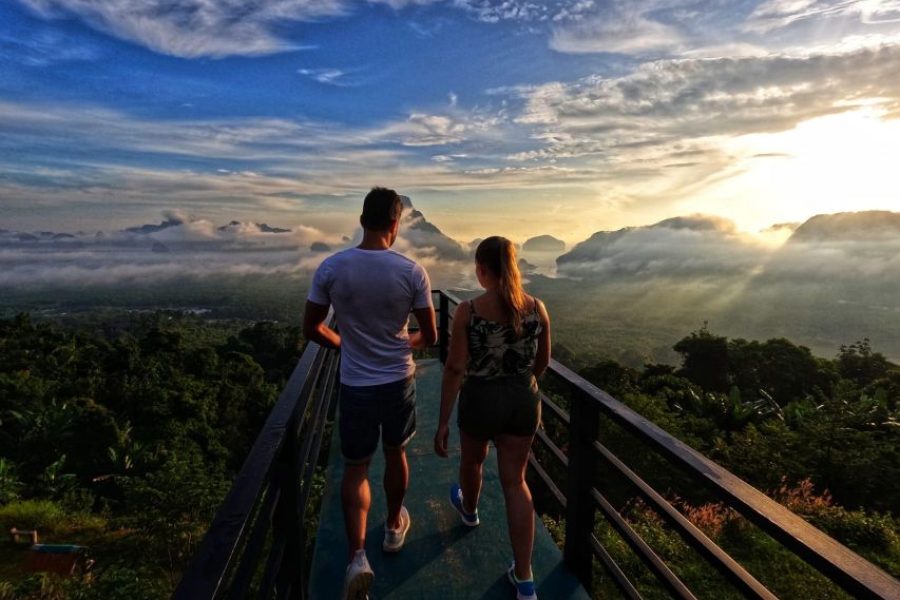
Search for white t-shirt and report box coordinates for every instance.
[308,247,433,386]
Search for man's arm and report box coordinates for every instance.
[302,300,341,350]
[409,306,437,350]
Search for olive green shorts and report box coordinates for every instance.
[457,374,541,441]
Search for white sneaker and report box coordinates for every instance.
[508,561,538,600]
[343,549,374,600]
[383,505,411,552]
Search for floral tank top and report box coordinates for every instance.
[466,298,542,378]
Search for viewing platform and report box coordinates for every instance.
[307,358,589,599]
[175,291,900,600]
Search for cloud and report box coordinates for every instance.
[546,0,900,60]
[550,8,684,54]
[0,98,539,204]
[509,43,900,165]
[557,214,767,278]
[398,114,470,146]
[13,0,604,60]
[764,237,900,283]
[382,0,599,24]
[14,0,900,64]
[0,200,482,290]
[361,108,509,147]
[4,38,900,235]
[0,210,351,288]
[0,247,314,287]
[16,0,343,58]
[744,0,900,34]
[551,210,900,324]
[762,221,801,233]
[450,0,549,23]
[297,67,359,86]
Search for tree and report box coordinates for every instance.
[837,339,891,387]
[673,327,730,392]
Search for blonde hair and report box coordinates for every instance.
[475,236,527,336]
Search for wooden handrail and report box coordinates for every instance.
[175,312,337,600]
[435,290,900,600]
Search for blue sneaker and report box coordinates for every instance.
[507,562,537,600]
[449,483,479,527]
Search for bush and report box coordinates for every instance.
[67,566,169,600]
[813,510,897,552]
[0,499,66,533]
[0,499,106,538]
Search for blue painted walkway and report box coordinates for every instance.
[309,359,591,599]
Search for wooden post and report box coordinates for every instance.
[564,390,601,587]
[439,292,449,364]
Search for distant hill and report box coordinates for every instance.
[218,221,291,234]
[523,235,565,252]
[556,228,633,266]
[556,214,753,278]
[125,214,185,235]
[787,210,900,242]
[400,201,468,262]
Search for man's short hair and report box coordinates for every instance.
[361,187,403,231]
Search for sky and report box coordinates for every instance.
[2,0,900,245]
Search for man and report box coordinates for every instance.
[303,187,437,600]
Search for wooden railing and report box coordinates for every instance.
[435,289,900,600]
[175,312,339,600]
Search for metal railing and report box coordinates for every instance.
[434,289,900,600]
[175,312,340,600]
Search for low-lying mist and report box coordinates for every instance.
[3,208,899,366]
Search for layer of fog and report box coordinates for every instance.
[549,212,900,363]
[4,207,899,362]
[0,200,477,290]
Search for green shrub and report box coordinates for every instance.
[65,566,170,600]
[0,499,66,533]
[0,499,105,537]
[812,509,897,551]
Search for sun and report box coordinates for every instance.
[689,105,900,235]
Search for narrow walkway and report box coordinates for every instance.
[309,359,590,599]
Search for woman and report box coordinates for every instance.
[434,236,551,600]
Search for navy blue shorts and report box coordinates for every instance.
[339,376,416,465]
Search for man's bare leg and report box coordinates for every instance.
[342,462,371,561]
[383,446,409,529]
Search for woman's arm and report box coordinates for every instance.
[434,300,471,457]
[532,298,551,379]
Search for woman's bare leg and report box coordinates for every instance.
[496,433,535,580]
[459,429,489,513]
